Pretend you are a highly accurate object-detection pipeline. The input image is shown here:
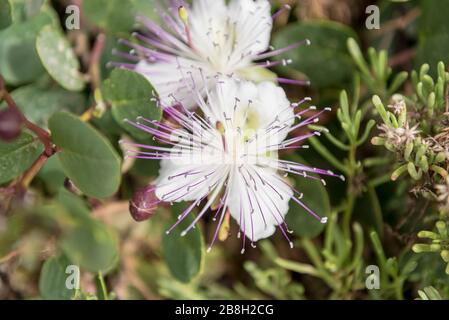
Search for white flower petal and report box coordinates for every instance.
[229,0,272,56]
[227,167,292,242]
[132,0,274,110]
[155,162,223,202]
[135,58,210,108]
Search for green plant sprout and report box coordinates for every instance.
[413,220,449,274]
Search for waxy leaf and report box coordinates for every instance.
[285,156,331,238]
[57,191,119,273]
[0,84,85,129]
[0,0,12,30]
[0,132,43,184]
[162,203,205,283]
[273,21,358,88]
[36,155,66,194]
[36,26,85,91]
[49,112,121,198]
[0,6,58,85]
[10,0,45,22]
[60,221,119,274]
[83,0,135,33]
[39,255,77,300]
[104,68,161,140]
[83,0,159,34]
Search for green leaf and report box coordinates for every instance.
[273,20,358,88]
[131,0,160,22]
[39,255,77,300]
[83,0,158,34]
[0,5,58,85]
[415,33,449,74]
[60,220,119,274]
[48,112,122,198]
[0,132,43,184]
[419,0,449,36]
[0,0,12,30]
[415,0,449,72]
[57,191,119,273]
[9,0,45,22]
[162,203,205,283]
[285,155,330,238]
[36,26,85,91]
[36,155,66,194]
[57,189,91,219]
[104,68,162,140]
[0,84,85,129]
[130,156,160,178]
[83,0,135,33]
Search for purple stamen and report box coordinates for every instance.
[272,4,291,20]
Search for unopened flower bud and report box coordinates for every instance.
[435,152,446,163]
[430,243,441,252]
[417,230,439,240]
[412,244,431,253]
[129,185,158,221]
[441,250,449,263]
[0,108,23,141]
[436,221,447,237]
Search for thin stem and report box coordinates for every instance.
[0,74,60,211]
[309,136,348,175]
[88,33,106,91]
[369,173,391,188]
[0,75,53,156]
[309,124,350,150]
[82,33,107,121]
[343,145,357,238]
[20,151,56,190]
[97,272,109,300]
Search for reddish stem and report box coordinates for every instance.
[0,75,54,156]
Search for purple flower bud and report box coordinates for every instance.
[0,108,23,141]
[129,185,158,222]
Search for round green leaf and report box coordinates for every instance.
[83,0,135,33]
[104,68,162,140]
[0,6,57,85]
[273,20,358,88]
[0,0,12,30]
[285,156,331,238]
[162,203,205,283]
[39,255,76,300]
[83,0,159,34]
[0,132,43,184]
[10,0,45,22]
[0,84,85,129]
[131,0,160,23]
[36,155,66,194]
[60,220,119,274]
[48,111,122,198]
[36,26,85,91]
[57,191,119,273]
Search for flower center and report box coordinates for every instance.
[218,107,275,166]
